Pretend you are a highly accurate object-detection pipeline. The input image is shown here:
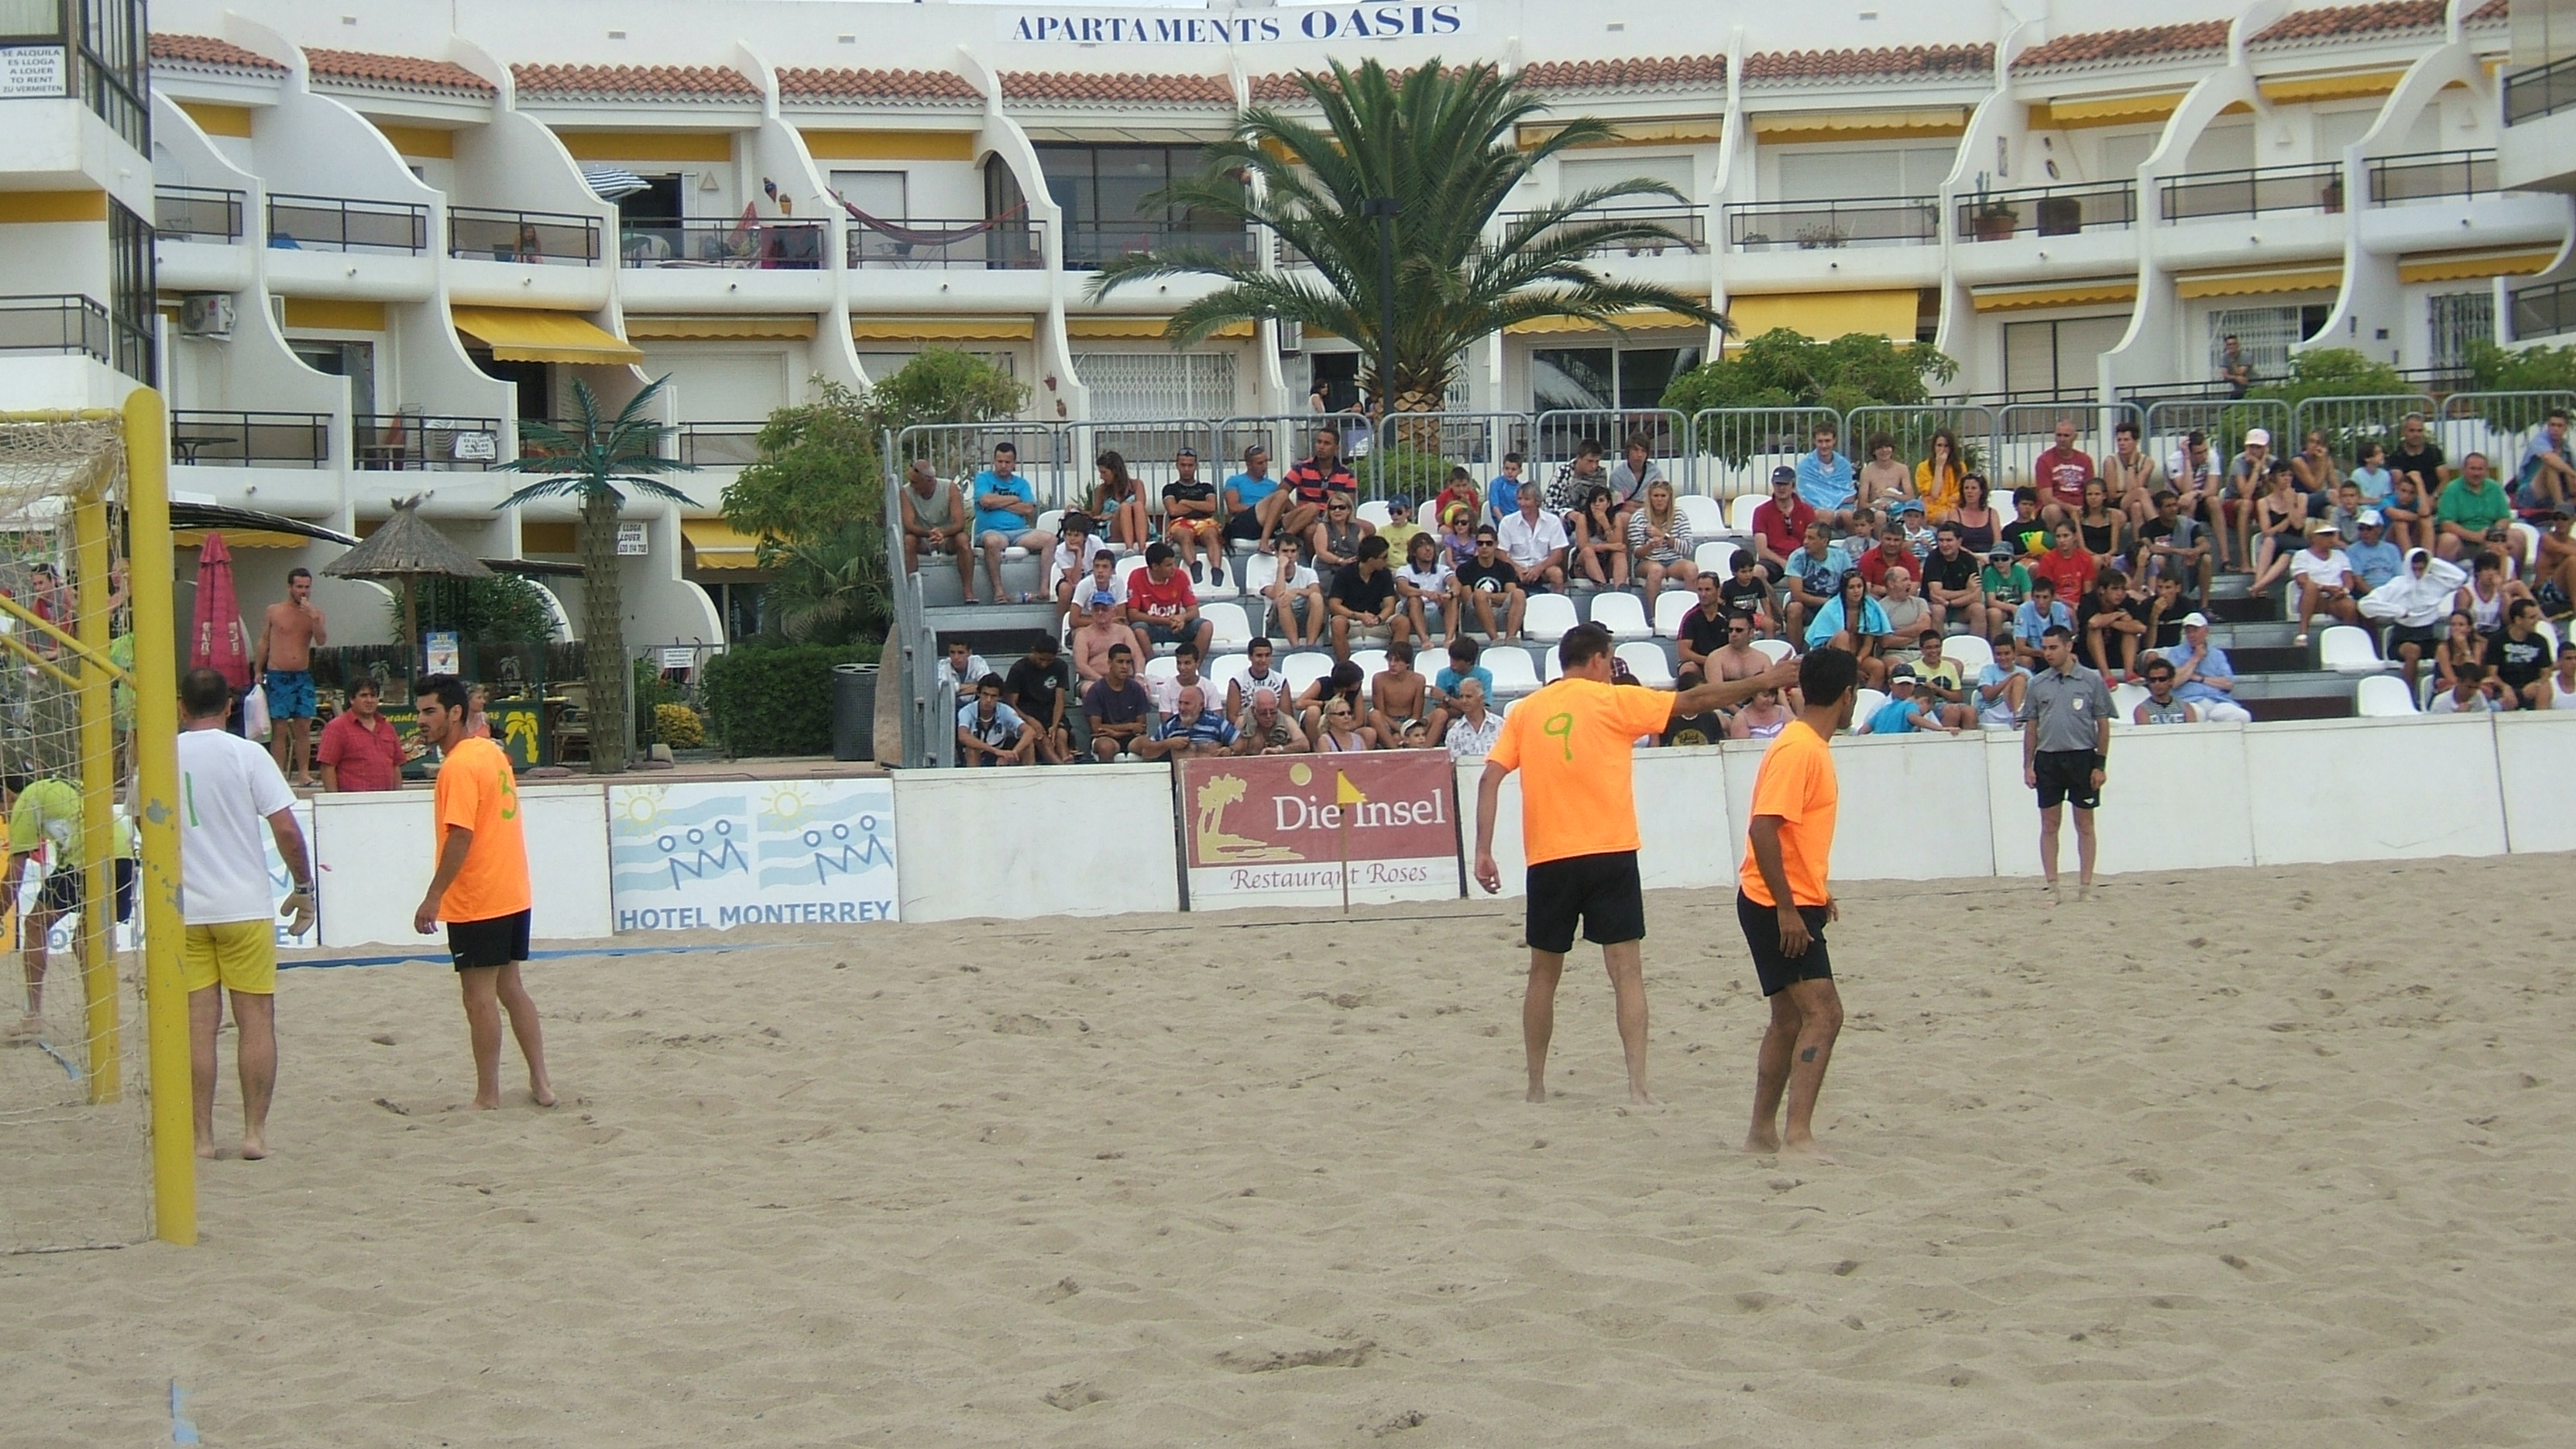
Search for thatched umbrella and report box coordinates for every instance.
[324,494,493,676]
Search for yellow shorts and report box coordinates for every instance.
[181,920,278,996]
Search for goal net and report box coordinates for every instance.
[0,411,146,1253]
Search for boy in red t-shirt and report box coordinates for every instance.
[1749,466,1816,582]
[1125,542,1214,656]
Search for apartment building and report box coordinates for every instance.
[0,0,2564,648]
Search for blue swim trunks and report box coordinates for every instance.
[262,669,316,720]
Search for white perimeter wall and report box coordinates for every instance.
[312,782,613,948]
[890,762,1182,922]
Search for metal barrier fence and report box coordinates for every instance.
[1372,411,1531,510]
[1532,408,1688,487]
[2438,390,2576,478]
[2288,394,2439,464]
[1840,404,1998,490]
[1687,407,1843,499]
[1988,401,2144,498]
[1067,418,1221,520]
[2140,398,2293,481]
[1212,413,1378,497]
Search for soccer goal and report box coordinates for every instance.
[0,393,189,1252]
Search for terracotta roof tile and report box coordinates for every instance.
[777,66,980,103]
[2013,21,2232,71]
[1741,44,1992,84]
[2466,0,2509,23]
[510,64,761,102]
[1521,55,1728,90]
[2250,2,2446,44]
[1000,71,1232,104]
[304,47,493,97]
[1247,71,1313,102]
[149,32,285,73]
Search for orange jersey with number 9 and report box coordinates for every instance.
[1488,676,1674,866]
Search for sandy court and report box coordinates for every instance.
[7,854,2576,1447]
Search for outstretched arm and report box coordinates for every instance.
[1672,658,1800,716]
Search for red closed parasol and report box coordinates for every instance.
[189,531,251,690]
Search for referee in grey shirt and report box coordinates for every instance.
[2022,625,2114,901]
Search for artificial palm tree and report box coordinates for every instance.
[1088,57,1724,414]
[502,376,697,773]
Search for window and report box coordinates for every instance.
[2000,316,2128,396]
[830,170,906,221]
[1531,345,1702,412]
[2,0,144,151]
[1558,155,1700,204]
[1072,351,1236,420]
[2428,291,2495,383]
[2206,305,2330,383]
[1775,144,1955,201]
[1033,143,1245,266]
[2186,123,2255,173]
[106,196,153,383]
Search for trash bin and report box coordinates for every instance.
[831,663,878,762]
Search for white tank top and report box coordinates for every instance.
[2467,582,2504,631]
[2552,678,2576,710]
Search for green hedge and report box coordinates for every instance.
[702,642,881,757]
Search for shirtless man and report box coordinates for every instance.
[1707,609,1773,686]
[898,460,975,600]
[1070,592,1143,684]
[256,568,327,786]
[1368,639,1435,745]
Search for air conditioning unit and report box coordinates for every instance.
[180,292,234,340]
[1274,319,1302,356]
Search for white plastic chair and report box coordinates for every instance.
[1728,494,1764,535]
[1751,638,1795,664]
[2509,519,2541,570]
[1676,493,1724,538]
[1693,539,1740,577]
[1587,592,1653,640]
[1484,646,1542,698]
[1142,654,1179,686]
[1205,653,1252,700]
[1350,648,1389,680]
[2541,617,2564,652]
[1524,592,1580,642]
[1281,650,1336,696]
[1616,641,1675,688]
[1202,600,1252,650]
[2110,681,2149,720]
[1544,649,1564,681]
[1942,633,1996,675]
[1356,500,1392,530]
[1848,687,1887,729]
[2356,674,2421,716]
[2318,624,2389,675]
[1653,589,1698,638]
[1034,508,1065,537]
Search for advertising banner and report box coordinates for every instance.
[1177,752,1461,910]
[608,780,898,931]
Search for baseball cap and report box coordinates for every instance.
[2244,427,2272,447]
[2180,611,2211,628]
[1889,666,1918,683]
[1087,590,1117,609]
[1900,497,1926,514]
[2308,519,2339,535]
[2358,509,2384,527]
[1771,464,1798,485]
[1388,494,1413,511]
[1988,544,2014,559]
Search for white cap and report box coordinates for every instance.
[2358,509,2384,526]
[2244,427,2271,447]
[2180,611,2211,628]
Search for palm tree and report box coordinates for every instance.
[1087,57,1724,414]
[502,376,697,773]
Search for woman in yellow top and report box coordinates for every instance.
[1914,427,1967,522]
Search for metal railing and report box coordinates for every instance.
[1725,196,1937,250]
[1686,407,1846,499]
[2138,398,2295,474]
[0,293,151,380]
[675,421,765,469]
[1497,204,1707,257]
[2505,52,2576,126]
[845,214,1044,270]
[2158,162,2346,222]
[2511,278,2576,341]
[1059,220,1258,270]
[168,411,330,468]
[1839,404,1997,485]
[2366,149,2498,206]
[266,193,430,254]
[1955,181,2137,240]
[2289,394,2440,459]
[448,206,602,266]
[353,415,505,470]
[155,184,244,242]
[619,219,828,270]
[1532,408,1688,490]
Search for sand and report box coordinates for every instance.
[8,855,2576,1447]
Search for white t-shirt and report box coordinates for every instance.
[1150,674,1219,715]
[2288,547,2351,588]
[1265,562,1319,593]
[935,654,994,691]
[1497,510,1569,572]
[1398,559,1453,592]
[175,727,297,925]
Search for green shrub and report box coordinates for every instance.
[702,642,881,757]
[654,702,705,748]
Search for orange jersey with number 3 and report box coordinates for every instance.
[432,736,530,922]
[1489,676,1674,865]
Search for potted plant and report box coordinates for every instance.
[1795,221,1849,250]
[1973,196,2019,242]
[2035,193,2083,236]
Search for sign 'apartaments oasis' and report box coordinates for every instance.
[998,4,1472,47]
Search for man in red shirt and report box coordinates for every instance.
[2037,418,2095,526]
[1274,427,1358,551]
[1125,541,1214,656]
[2029,520,2097,602]
[316,679,407,791]
[1852,526,1914,594]
[1748,465,1814,582]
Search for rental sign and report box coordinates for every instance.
[997,5,1472,47]
[1176,753,1462,910]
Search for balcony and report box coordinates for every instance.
[1724,196,1938,251]
[0,294,151,382]
[448,207,601,266]
[619,219,826,270]
[1956,182,2136,241]
[675,420,764,469]
[2367,150,2497,206]
[2505,54,2576,126]
[1059,219,1257,271]
[168,411,329,468]
[2158,163,2345,223]
[266,194,430,254]
[353,415,504,470]
[2512,278,2576,341]
[846,214,1044,270]
[156,185,245,242]
[1498,204,1707,257]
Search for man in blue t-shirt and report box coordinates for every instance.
[2343,510,2405,591]
[1794,423,1858,530]
[1222,443,1283,546]
[2009,576,2074,668]
[2155,613,2253,722]
[1856,669,1957,735]
[972,441,1051,604]
[2515,409,2576,513]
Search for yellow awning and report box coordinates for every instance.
[1971,278,2139,312]
[1517,118,1724,151]
[1719,290,1918,344]
[682,519,767,569]
[1749,109,1967,144]
[1065,316,1256,340]
[2258,70,2407,105]
[850,316,1034,341]
[176,530,313,549]
[2029,92,2188,130]
[451,307,644,365]
[1505,308,1707,336]
[2396,247,2559,285]
[626,314,818,341]
[2174,265,2344,299]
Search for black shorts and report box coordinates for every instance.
[448,909,532,972]
[38,858,137,923]
[2033,749,2103,811]
[2386,621,2446,650]
[1524,851,1645,954]
[1736,890,1834,997]
[1222,509,1266,541]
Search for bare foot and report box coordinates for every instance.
[1629,1088,1660,1107]
[4,1016,40,1042]
[530,1083,557,1108]
[469,1096,500,1111]
[241,1137,269,1161]
[1525,1084,1548,1104]
[196,1139,221,1160]
[1744,1127,1781,1154]
[1781,1137,1838,1164]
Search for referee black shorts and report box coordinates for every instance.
[1524,851,1645,955]
[2033,749,2103,811]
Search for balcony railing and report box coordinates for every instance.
[2366,149,2499,205]
[845,214,1044,270]
[675,421,764,468]
[353,414,505,470]
[266,193,430,254]
[1059,219,1258,270]
[1955,181,2137,240]
[2505,53,2576,126]
[1724,196,1938,251]
[1497,204,1707,258]
[619,219,827,270]
[168,411,329,468]
[2158,162,2345,222]
[0,294,151,381]
[448,206,602,266]
[2512,278,2576,341]
[156,184,245,242]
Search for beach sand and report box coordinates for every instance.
[9,855,2576,1447]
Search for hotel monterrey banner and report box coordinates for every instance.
[608,781,898,931]
[997,4,1472,46]
[1177,753,1462,910]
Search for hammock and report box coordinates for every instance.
[834,196,1029,248]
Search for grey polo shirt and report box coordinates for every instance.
[2025,663,2114,754]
